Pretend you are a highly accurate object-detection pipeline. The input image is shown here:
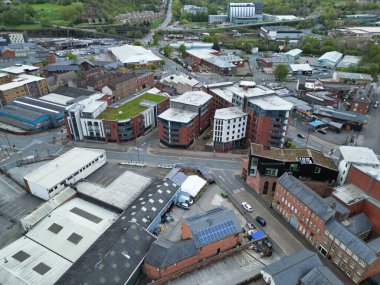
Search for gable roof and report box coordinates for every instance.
[278,173,336,221]
[183,207,240,248]
[262,249,322,285]
[144,238,197,268]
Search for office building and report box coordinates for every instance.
[260,26,303,40]
[227,2,263,24]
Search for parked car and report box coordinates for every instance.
[256,216,266,226]
[262,239,272,249]
[177,202,189,210]
[221,191,228,198]
[375,102,379,108]
[242,202,253,212]
[317,129,327,134]
[297,133,306,139]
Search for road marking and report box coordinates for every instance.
[13,209,25,218]
[218,175,226,182]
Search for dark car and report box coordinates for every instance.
[317,129,327,134]
[297,133,305,139]
[256,216,266,226]
[262,239,272,249]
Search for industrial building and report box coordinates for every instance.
[317,51,343,67]
[23,147,106,200]
[290,64,313,76]
[337,55,361,69]
[260,26,303,40]
[227,2,263,24]
[213,107,248,152]
[108,45,161,67]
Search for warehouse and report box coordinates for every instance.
[23,147,106,200]
[0,237,72,285]
[317,51,343,67]
[25,198,118,263]
[290,64,313,76]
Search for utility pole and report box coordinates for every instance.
[4,131,11,151]
[305,128,311,148]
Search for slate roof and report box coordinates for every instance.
[262,249,322,285]
[326,219,377,264]
[183,207,240,248]
[343,212,372,236]
[300,266,345,285]
[323,197,350,217]
[54,86,96,98]
[367,237,380,254]
[144,238,197,269]
[278,173,336,221]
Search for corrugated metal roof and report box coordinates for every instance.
[300,266,345,285]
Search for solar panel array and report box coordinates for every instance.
[186,207,224,222]
[196,220,237,246]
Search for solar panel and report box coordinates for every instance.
[33,262,51,275]
[196,220,238,246]
[67,232,83,245]
[70,207,103,224]
[48,223,63,234]
[12,250,30,262]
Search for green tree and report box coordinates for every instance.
[163,45,172,58]
[274,64,289,82]
[160,59,165,66]
[369,63,379,80]
[58,2,84,24]
[153,33,160,45]
[64,52,77,60]
[178,44,187,58]
[132,40,142,46]
[242,42,253,53]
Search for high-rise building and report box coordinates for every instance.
[227,2,263,24]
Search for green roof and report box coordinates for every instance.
[98,93,166,120]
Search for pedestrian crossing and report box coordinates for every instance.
[232,188,244,194]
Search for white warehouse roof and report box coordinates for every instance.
[285,48,303,57]
[214,107,247,120]
[250,95,293,111]
[339,146,380,165]
[24,147,105,190]
[26,198,118,263]
[0,237,72,285]
[180,175,207,198]
[171,91,212,107]
[318,51,343,64]
[290,64,313,72]
[109,45,161,65]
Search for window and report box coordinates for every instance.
[290,163,299,171]
[347,269,352,276]
[340,263,346,270]
[331,244,336,251]
[12,250,30,262]
[334,257,340,264]
[340,243,346,250]
[353,275,360,283]
[350,262,356,269]
[352,254,358,261]
[346,249,352,256]
[314,167,321,174]
[33,262,51,275]
[343,256,349,263]
[265,168,278,176]
[358,260,366,268]
[357,268,363,276]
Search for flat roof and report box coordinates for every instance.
[333,183,367,205]
[346,26,380,33]
[186,48,217,59]
[214,107,247,120]
[337,55,361,68]
[180,175,207,197]
[24,147,105,190]
[26,198,117,262]
[290,64,313,71]
[161,73,200,87]
[82,100,106,113]
[0,64,39,74]
[53,86,96,98]
[0,237,72,285]
[77,170,153,211]
[13,97,66,115]
[250,95,293,111]
[0,74,45,91]
[109,45,161,64]
[339,146,379,165]
[204,56,236,68]
[158,108,197,123]
[335,71,372,81]
[171,91,212,106]
[313,105,366,123]
[40,93,75,106]
[251,143,337,170]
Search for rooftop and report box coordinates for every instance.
[335,71,372,81]
[109,44,161,64]
[184,207,240,248]
[214,107,247,120]
[367,238,380,254]
[145,238,197,269]
[25,198,118,263]
[204,56,236,69]
[346,26,380,33]
[0,64,39,74]
[77,170,153,211]
[290,63,313,71]
[313,105,366,123]
[318,51,343,64]
[158,108,197,123]
[285,48,303,57]
[300,266,345,285]
[186,48,217,60]
[24,147,105,190]
[261,249,322,285]
[180,175,207,198]
[337,55,361,68]
[333,183,368,205]
[39,93,75,106]
[12,97,66,115]
[0,74,45,91]
[53,86,96,98]
[98,93,167,120]
[339,146,379,165]
[251,143,337,170]
[161,72,200,87]
[342,212,372,236]
[250,95,293,111]
[278,173,336,221]
[171,90,212,107]
[353,164,380,182]
[326,219,377,264]
[0,237,72,285]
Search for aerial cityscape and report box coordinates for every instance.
[0,0,380,285]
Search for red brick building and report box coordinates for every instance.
[143,207,241,280]
[273,173,380,284]
[158,91,213,147]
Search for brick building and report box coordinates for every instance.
[241,143,338,199]
[0,74,48,103]
[349,86,373,114]
[273,173,380,284]
[158,91,213,147]
[143,207,241,280]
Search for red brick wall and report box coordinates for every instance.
[64,115,73,140]
[2,50,15,57]
[363,200,380,235]
[364,256,380,281]
[103,120,119,143]
[259,58,272,67]
[347,166,380,200]
[181,222,192,240]
[158,120,195,147]
[199,234,240,260]
[157,98,170,115]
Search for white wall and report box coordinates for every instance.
[80,119,105,138]
[142,107,155,128]
[337,160,350,186]
[213,115,248,143]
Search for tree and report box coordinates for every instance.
[132,40,141,46]
[212,42,221,51]
[160,60,165,66]
[64,52,77,60]
[283,36,290,51]
[58,2,84,24]
[153,33,160,45]
[178,44,187,58]
[274,64,289,82]
[163,45,172,58]
[242,42,253,54]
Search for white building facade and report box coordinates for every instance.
[213,107,248,152]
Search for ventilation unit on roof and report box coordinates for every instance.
[299,157,313,164]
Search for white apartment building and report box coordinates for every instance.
[213,107,248,151]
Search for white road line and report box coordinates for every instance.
[13,209,25,218]
[218,175,226,182]
[0,176,22,194]
[8,207,22,216]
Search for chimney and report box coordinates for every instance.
[330,201,336,209]
[243,85,248,91]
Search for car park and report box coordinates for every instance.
[242,202,253,212]
[256,216,266,226]
[177,202,189,210]
[297,133,306,139]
